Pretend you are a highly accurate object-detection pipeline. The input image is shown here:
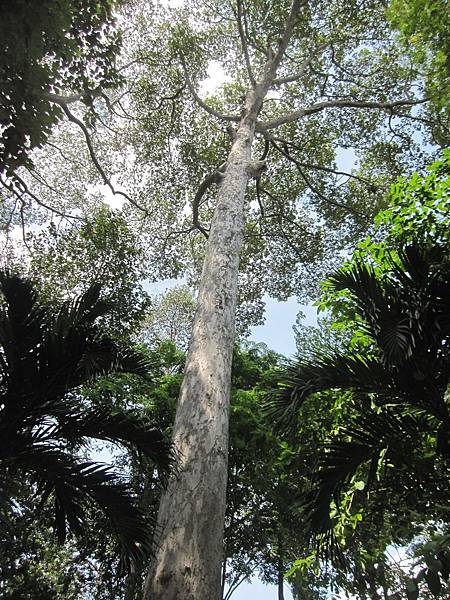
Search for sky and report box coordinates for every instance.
[250,296,317,356]
[230,576,294,600]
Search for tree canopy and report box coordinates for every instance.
[0,0,122,174]
[1,0,449,598]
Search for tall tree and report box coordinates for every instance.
[3,1,448,597]
[137,2,446,597]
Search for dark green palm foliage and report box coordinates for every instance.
[304,409,432,559]
[0,272,172,569]
[268,241,450,546]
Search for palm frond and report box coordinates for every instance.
[57,406,174,477]
[0,272,172,568]
[305,410,424,543]
[0,275,155,417]
[272,240,450,563]
[266,353,392,429]
[13,444,154,567]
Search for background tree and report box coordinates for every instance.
[140,285,196,351]
[0,0,122,174]
[387,0,450,146]
[270,153,450,599]
[24,205,151,339]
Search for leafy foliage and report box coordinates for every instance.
[0,0,122,173]
[0,272,172,569]
[387,0,450,142]
[27,205,151,339]
[0,486,86,600]
[270,157,450,598]
[271,239,450,539]
[10,0,447,323]
[140,285,196,351]
[223,342,338,599]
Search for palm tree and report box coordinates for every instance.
[0,272,173,568]
[268,241,450,545]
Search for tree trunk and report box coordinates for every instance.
[221,554,227,600]
[143,3,300,596]
[277,555,285,600]
[123,569,137,600]
[143,107,259,600]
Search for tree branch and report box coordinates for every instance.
[24,166,65,196]
[271,141,369,218]
[272,43,327,86]
[0,173,82,221]
[270,135,378,189]
[46,92,84,105]
[46,141,82,166]
[19,201,31,252]
[259,186,319,280]
[240,0,269,57]
[223,560,256,600]
[387,112,411,146]
[235,0,256,87]
[60,103,148,215]
[255,177,265,219]
[191,163,228,238]
[273,0,303,68]
[258,97,428,131]
[260,0,305,86]
[180,56,240,123]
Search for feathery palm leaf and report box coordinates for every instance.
[271,241,450,426]
[267,353,394,429]
[57,406,173,476]
[304,409,425,536]
[0,272,173,567]
[271,241,450,550]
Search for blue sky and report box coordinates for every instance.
[249,295,317,356]
[229,576,294,600]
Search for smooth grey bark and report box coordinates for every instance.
[143,106,258,600]
[142,3,304,598]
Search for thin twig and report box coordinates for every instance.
[271,141,369,218]
[60,103,148,215]
[1,174,82,221]
[180,55,239,123]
